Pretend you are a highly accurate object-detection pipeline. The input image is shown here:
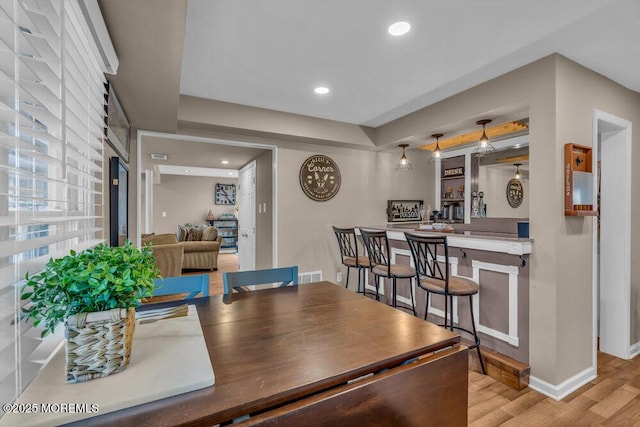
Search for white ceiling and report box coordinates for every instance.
[180,0,639,127]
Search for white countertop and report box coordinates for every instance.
[358,226,533,255]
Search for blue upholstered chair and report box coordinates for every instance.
[223,266,299,294]
[153,274,210,299]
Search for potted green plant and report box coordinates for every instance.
[21,241,160,383]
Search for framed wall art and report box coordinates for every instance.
[215,183,236,205]
[104,82,131,163]
[387,200,424,222]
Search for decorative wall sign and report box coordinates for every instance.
[443,166,465,177]
[506,179,523,208]
[299,155,341,201]
[215,183,236,205]
[387,200,424,222]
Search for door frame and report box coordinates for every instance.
[591,109,633,366]
[135,130,278,267]
[238,160,257,271]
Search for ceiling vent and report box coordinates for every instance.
[150,153,168,161]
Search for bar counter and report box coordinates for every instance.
[357,225,531,364]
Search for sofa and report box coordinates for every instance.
[142,226,223,273]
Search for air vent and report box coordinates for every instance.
[150,153,167,161]
[298,271,322,284]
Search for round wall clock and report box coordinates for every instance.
[299,155,341,201]
[506,178,524,208]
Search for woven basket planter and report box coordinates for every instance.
[65,307,136,383]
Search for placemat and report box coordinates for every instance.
[0,305,214,426]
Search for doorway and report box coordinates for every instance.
[593,110,633,362]
[135,131,278,269]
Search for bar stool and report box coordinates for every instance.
[404,232,486,374]
[332,226,370,294]
[360,229,416,315]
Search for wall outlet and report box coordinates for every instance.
[336,271,343,283]
[162,211,167,217]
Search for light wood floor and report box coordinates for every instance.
[469,351,640,425]
[190,259,640,424]
[182,252,238,296]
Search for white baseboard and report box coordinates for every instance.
[629,341,640,358]
[529,366,596,401]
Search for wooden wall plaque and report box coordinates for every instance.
[299,155,341,201]
[564,143,597,216]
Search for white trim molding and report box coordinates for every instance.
[529,367,596,401]
[629,341,640,359]
[592,109,633,366]
[78,0,119,74]
[472,260,520,347]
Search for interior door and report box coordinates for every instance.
[599,125,631,358]
[238,161,256,271]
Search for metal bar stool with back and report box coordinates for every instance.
[404,232,486,374]
[360,229,416,315]
[332,226,370,294]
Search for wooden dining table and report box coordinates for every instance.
[72,281,468,426]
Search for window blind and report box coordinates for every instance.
[0,0,106,405]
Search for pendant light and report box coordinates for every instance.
[428,133,444,164]
[514,163,522,180]
[473,119,496,156]
[395,143,412,172]
[432,133,443,159]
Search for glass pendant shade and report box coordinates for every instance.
[428,133,444,164]
[514,163,522,179]
[396,144,412,172]
[473,119,495,156]
[479,131,489,148]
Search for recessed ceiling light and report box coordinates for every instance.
[220,160,229,164]
[184,169,189,173]
[388,21,410,36]
[314,86,330,95]
[228,172,233,175]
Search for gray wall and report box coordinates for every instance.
[554,55,640,354]
[151,175,237,233]
[276,146,433,280]
[479,167,529,218]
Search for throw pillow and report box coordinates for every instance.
[202,226,218,241]
[177,225,189,242]
[186,228,204,241]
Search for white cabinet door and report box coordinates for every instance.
[237,161,256,271]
